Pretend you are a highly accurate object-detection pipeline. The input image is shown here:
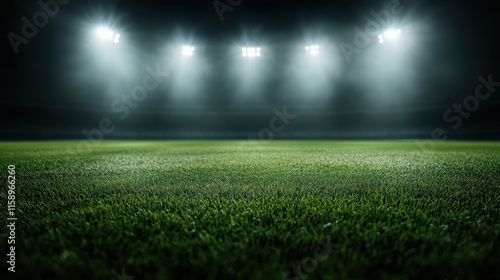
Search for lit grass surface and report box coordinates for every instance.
[1,140,499,279]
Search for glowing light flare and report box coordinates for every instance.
[95,27,120,43]
[242,47,261,58]
[305,45,320,55]
[378,29,401,44]
[181,45,195,56]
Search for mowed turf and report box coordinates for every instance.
[1,141,499,280]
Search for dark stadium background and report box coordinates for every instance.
[2,0,499,139]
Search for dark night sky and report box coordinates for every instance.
[1,0,500,139]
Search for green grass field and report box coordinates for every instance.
[1,140,499,280]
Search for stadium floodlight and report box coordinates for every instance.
[305,45,320,55]
[181,45,195,56]
[242,47,261,58]
[95,26,120,43]
[378,28,401,44]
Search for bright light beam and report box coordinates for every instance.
[378,28,401,44]
[95,26,120,43]
[305,45,320,55]
[242,47,261,58]
[181,45,195,56]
